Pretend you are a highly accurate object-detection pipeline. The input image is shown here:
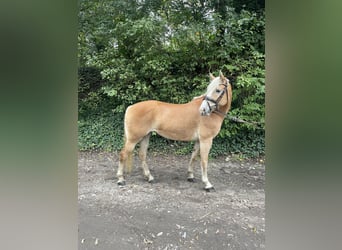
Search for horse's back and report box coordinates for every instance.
[125,100,158,123]
[126,99,197,115]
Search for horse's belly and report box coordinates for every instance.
[154,129,198,141]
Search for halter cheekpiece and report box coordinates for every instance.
[203,82,229,117]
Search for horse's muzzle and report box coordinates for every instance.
[199,106,210,116]
[200,110,210,116]
[199,100,214,116]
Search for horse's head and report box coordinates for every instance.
[199,71,230,116]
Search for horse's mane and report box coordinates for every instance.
[192,95,205,100]
[206,77,222,94]
[192,76,225,100]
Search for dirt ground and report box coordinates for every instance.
[78,151,265,250]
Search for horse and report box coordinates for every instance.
[116,71,232,191]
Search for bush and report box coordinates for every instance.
[78,113,124,151]
[78,112,265,158]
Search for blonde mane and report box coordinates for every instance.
[192,75,227,100]
[206,77,222,95]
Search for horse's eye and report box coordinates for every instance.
[215,89,221,93]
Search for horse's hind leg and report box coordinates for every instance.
[139,133,154,183]
[187,141,200,182]
[117,140,137,186]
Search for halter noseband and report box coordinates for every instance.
[203,82,229,116]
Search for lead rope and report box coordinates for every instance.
[228,115,264,129]
[217,80,264,129]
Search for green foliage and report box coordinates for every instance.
[78,0,265,157]
[78,112,264,158]
[211,129,265,157]
[77,113,265,158]
[78,113,124,151]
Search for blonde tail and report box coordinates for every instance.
[126,150,133,174]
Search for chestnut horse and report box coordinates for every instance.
[116,71,232,190]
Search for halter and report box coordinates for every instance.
[203,82,229,117]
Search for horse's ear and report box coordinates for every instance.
[219,71,225,81]
[209,72,215,81]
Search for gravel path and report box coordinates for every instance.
[78,151,265,250]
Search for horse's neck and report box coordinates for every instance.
[192,95,205,100]
[219,103,230,114]
[211,104,229,119]
[191,96,204,105]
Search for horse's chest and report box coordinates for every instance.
[198,119,222,139]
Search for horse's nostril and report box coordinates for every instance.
[200,110,207,116]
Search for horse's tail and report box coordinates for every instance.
[126,150,133,174]
[121,130,133,174]
[122,106,135,174]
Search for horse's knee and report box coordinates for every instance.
[119,149,127,162]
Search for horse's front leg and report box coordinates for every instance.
[200,138,214,191]
[187,141,200,182]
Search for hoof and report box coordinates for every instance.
[187,177,195,182]
[117,181,126,186]
[204,186,215,192]
[148,179,155,184]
